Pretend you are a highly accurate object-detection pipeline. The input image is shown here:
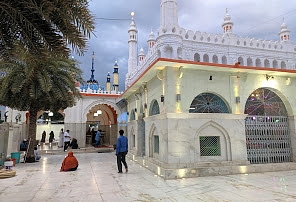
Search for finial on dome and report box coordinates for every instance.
[131,12,135,20]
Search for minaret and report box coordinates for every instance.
[279,18,290,42]
[128,12,138,75]
[106,72,111,93]
[87,52,98,85]
[160,0,179,29]
[113,61,119,93]
[138,48,145,62]
[222,8,234,34]
[147,29,156,51]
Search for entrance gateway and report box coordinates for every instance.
[245,88,292,164]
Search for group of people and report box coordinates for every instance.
[40,131,55,143]
[60,129,128,173]
[58,128,79,151]
[20,129,128,174]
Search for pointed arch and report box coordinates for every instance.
[130,109,136,121]
[203,54,209,62]
[264,59,270,68]
[273,60,278,68]
[281,61,286,69]
[222,56,227,64]
[212,55,218,63]
[238,57,244,66]
[247,57,253,66]
[195,121,231,161]
[194,53,200,62]
[149,99,160,116]
[83,99,121,123]
[255,58,261,67]
[149,123,159,158]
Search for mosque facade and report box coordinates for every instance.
[122,0,296,178]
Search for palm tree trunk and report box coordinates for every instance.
[25,106,38,163]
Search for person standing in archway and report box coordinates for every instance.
[116,130,128,173]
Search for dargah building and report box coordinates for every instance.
[121,0,296,178]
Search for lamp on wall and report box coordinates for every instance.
[144,103,147,109]
[209,75,213,80]
[135,108,137,113]
[176,94,181,101]
[266,74,274,81]
[161,95,164,102]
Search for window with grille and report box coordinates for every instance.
[200,136,221,156]
[150,100,160,116]
[189,93,229,113]
[154,136,159,154]
[132,134,135,147]
[130,110,135,121]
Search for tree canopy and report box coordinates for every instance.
[0,48,84,162]
[0,0,95,58]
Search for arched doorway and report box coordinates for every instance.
[86,104,117,146]
[244,88,292,164]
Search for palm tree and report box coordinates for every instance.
[0,48,84,162]
[0,0,95,58]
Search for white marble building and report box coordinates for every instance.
[122,0,296,179]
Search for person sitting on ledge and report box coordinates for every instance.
[34,146,41,161]
[60,151,79,172]
[20,139,27,151]
[70,138,79,149]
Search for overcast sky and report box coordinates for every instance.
[73,0,296,91]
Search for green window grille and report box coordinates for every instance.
[200,136,221,156]
[154,136,159,154]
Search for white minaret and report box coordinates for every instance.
[279,18,290,42]
[128,12,138,75]
[222,8,234,34]
[160,0,179,29]
[147,29,156,51]
[138,48,145,62]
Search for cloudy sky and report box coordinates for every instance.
[73,0,296,91]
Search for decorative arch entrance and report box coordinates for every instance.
[244,88,292,164]
[85,104,118,146]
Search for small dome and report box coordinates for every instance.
[224,10,231,22]
[281,21,287,30]
[139,48,145,56]
[148,29,155,40]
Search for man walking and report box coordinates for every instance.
[64,129,71,152]
[116,130,128,173]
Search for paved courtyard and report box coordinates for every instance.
[1,149,296,202]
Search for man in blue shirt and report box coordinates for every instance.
[20,139,27,151]
[116,130,128,173]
